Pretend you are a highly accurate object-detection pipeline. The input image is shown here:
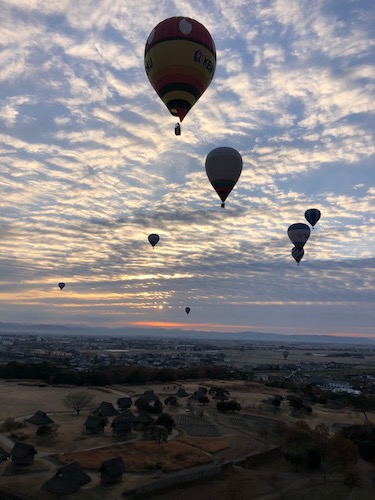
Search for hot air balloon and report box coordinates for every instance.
[291,246,304,265]
[58,282,65,290]
[144,17,216,134]
[205,147,243,207]
[185,307,191,315]
[305,208,321,228]
[287,223,310,249]
[148,234,160,247]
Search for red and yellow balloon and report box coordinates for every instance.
[144,17,216,123]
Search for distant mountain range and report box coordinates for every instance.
[0,322,374,345]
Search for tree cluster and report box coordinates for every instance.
[0,360,234,386]
[342,423,375,463]
[216,400,241,413]
[283,420,358,471]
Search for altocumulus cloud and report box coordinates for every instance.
[0,0,374,337]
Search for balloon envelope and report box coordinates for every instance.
[205,147,243,207]
[148,234,160,247]
[291,246,304,264]
[144,17,216,122]
[305,208,321,227]
[58,282,65,290]
[185,307,191,314]
[288,223,310,249]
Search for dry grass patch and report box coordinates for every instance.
[178,436,230,453]
[55,440,213,472]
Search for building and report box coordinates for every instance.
[84,415,107,435]
[93,401,120,417]
[100,457,126,484]
[117,396,132,411]
[26,411,54,426]
[111,414,134,437]
[41,461,91,495]
[10,442,37,466]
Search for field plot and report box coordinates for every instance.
[227,416,250,428]
[175,414,220,437]
[54,439,213,473]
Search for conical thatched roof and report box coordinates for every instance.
[100,457,126,475]
[134,411,154,424]
[93,401,119,417]
[142,390,160,402]
[10,441,37,458]
[41,461,91,495]
[176,388,189,398]
[26,411,54,426]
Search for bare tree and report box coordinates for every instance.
[63,391,96,415]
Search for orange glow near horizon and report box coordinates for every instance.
[110,320,375,338]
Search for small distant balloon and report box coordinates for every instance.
[148,234,160,247]
[58,282,65,290]
[287,223,310,249]
[291,246,304,265]
[305,208,321,228]
[185,307,191,315]
[205,147,243,207]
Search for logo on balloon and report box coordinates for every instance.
[193,49,214,75]
[145,57,153,75]
[194,49,203,63]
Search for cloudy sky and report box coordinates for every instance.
[1,0,374,338]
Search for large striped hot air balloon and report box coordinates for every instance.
[144,17,216,130]
[205,147,243,207]
[287,223,311,249]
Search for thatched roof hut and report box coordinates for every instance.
[111,415,133,437]
[84,415,107,435]
[100,457,126,484]
[117,396,132,410]
[142,390,160,402]
[26,411,54,426]
[93,401,120,417]
[41,461,91,495]
[10,442,37,466]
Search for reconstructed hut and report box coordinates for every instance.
[134,411,154,430]
[10,442,37,466]
[41,461,91,495]
[84,415,107,435]
[93,401,119,417]
[111,414,133,437]
[26,411,54,426]
[117,396,132,411]
[142,390,160,402]
[100,457,126,484]
[176,388,189,398]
